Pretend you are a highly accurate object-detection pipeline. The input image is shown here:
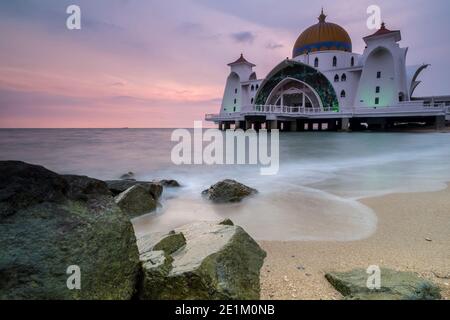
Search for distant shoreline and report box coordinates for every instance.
[0,126,448,131]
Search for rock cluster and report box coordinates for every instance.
[0,162,266,300]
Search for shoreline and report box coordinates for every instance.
[259,184,450,300]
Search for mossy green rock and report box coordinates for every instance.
[153,232,186,255]
[202,179,257,203]
[0,161,140,300]
[114,184,157,218]
[137,220,266,300]
[325,268,442,300]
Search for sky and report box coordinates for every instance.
[0,0,449,128]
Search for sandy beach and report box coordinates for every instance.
[259,184,450,300]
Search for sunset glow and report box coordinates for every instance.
[1,0,449,128]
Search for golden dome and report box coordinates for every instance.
[293,9,352,57]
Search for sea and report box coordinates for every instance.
[2,128,450,241]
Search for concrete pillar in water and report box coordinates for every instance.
[340,118,350,131]
[328,120,337,131]
[290,121,298,132]
[380,118,387,130]
[268,120,278,131]
[436,115,446,130]
[297,120,305,131]
[234,120,241,130]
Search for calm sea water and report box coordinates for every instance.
[2,128,450,241]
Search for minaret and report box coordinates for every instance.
[227,53,256,82]
[221,54,256,114]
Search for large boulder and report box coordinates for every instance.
[114,185,158,218]
[0,161,140,300]
[105,180,163,199]
[202,179,257,203]
[325,268,442,300]
[137,220,266,300]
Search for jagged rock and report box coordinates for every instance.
[325,268,442,300]
[120,172,135,180]
[114,185,158,218]
[137,220,266,300]
[105,180,163,199]
[219,218,234,226]
[0,161,140,300]
[202,179,257,203]
[159,179,181,187]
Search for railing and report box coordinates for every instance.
[247,105,337,114]
[205,102,449,121]
[354,102,446,114]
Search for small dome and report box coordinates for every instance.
[293,9,352,57]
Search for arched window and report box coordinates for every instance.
[351,56,355,67]
[235,88,238,94]
[256,84,259,90]
[334,74,339,82]
[399,92,404,102]
[341,73,347,82]
[332,56,337,67]
[314,57,319,68]
[340,90,346,98]
[251,98,254,104]
[234,99,237,104]
[251,85,255,91]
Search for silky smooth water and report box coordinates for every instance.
[2,129,450,241]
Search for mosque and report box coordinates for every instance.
[205,10,450,131]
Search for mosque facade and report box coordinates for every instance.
[206,10,450,131]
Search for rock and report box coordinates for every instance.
[120,172,135,180]
[0,161,68,219]
[137,220,266,300]
[159,179,181,187]
[114,185,158,218]
[63,175,112,200]
[219,218,234,226]
[202,179,257,203]
[105,180,163,199]
[325,268,441,300]
[0,161,140,300]
[153,232,186,255]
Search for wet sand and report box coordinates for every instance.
[260,184,450,300]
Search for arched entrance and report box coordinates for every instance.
[266,77,322,109]
[255,60,339,111]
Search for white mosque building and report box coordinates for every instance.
[206,10,450,131]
